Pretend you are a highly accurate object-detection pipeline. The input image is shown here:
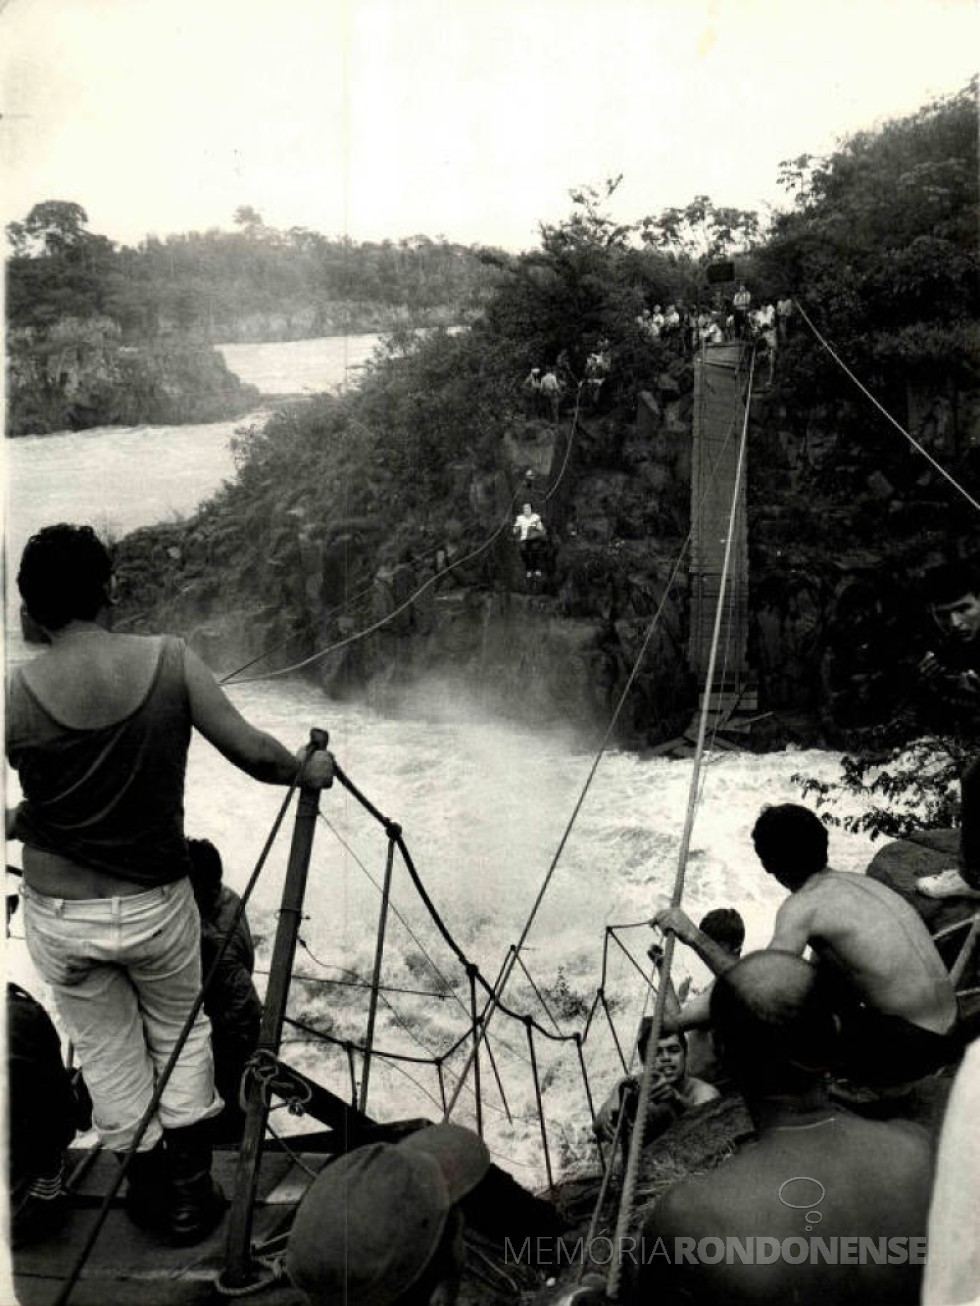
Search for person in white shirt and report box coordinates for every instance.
[733,284,751,338]
[512,504,546,578]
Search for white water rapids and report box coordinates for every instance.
[4,335,872,1184]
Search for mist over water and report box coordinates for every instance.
[4,337,872,1185]
[216,335,383,394]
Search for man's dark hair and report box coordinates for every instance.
[637,1017,687,1065]
[751,804,828,888]
[698,908,745,954]
[710,952,837,1094]
[17,524,112,631]
[922,561,980,607]
[187,839,224,909]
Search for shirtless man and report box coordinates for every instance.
[660,908,744,1082]
[593,1026,718,1162]
[653,804,957,1086]
[631,953,934,1306]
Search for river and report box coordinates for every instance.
[4,335,865,1183]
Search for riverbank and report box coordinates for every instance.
[6,327,260,437]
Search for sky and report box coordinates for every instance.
[1,0,977,252]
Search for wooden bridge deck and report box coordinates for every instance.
[11,1147,321,1306]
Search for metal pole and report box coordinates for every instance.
[525,1019,554,1194]
[346,1043,359,1106]
[224,729,328,1289]
[436,1059,448,1115]
[483,1032,513,1124]
[360,828,399,1113]
[467,965,484,1139]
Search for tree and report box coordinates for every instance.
[233,205,265,234]
[638,194,762,264]
[757,78,978,427]
[19,200,91,255]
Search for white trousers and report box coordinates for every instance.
[22,877,221,1152]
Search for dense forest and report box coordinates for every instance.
[93,83,980,758]
[6,204,499,342]
[5,205,501,435]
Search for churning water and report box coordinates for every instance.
[4,337,869,1183]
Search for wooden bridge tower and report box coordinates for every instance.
[687,341,757,736]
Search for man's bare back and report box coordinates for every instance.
[771,871,956,1034]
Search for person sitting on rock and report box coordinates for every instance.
[915,560,980,901]
[631,952,935,1306]
[285,1122,489,1306]
[653,803,959,1090]
[188,838,262,1141]
[512,503,547,581]
[593,1021,719,1160]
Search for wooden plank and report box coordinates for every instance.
[69,1148,301,1204]
[13,1152,328,1301]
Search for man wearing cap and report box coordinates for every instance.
[285,1122,489,1306]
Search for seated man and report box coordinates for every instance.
[188,838,262,1141]
[593,1022,719,1159]
[664,908,745,1083]
[654,804,958,1088]
[631,952,934,1305]
[285,1122,489,1306]
[915,560,980,900]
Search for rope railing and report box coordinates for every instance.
[252,757,669,1195]
[330,760,582,1046]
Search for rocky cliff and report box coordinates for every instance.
[112,360,979,749]
[6,321,261,436]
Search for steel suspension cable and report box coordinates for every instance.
[443,352,749,1115]
[793,298,980,516]
[606,348,756,1302]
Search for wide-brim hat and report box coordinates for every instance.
[285,1123,490,1306]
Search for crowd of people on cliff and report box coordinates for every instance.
[520,284,790,447]
[5,523,979,1305]
[635,285,792,358]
